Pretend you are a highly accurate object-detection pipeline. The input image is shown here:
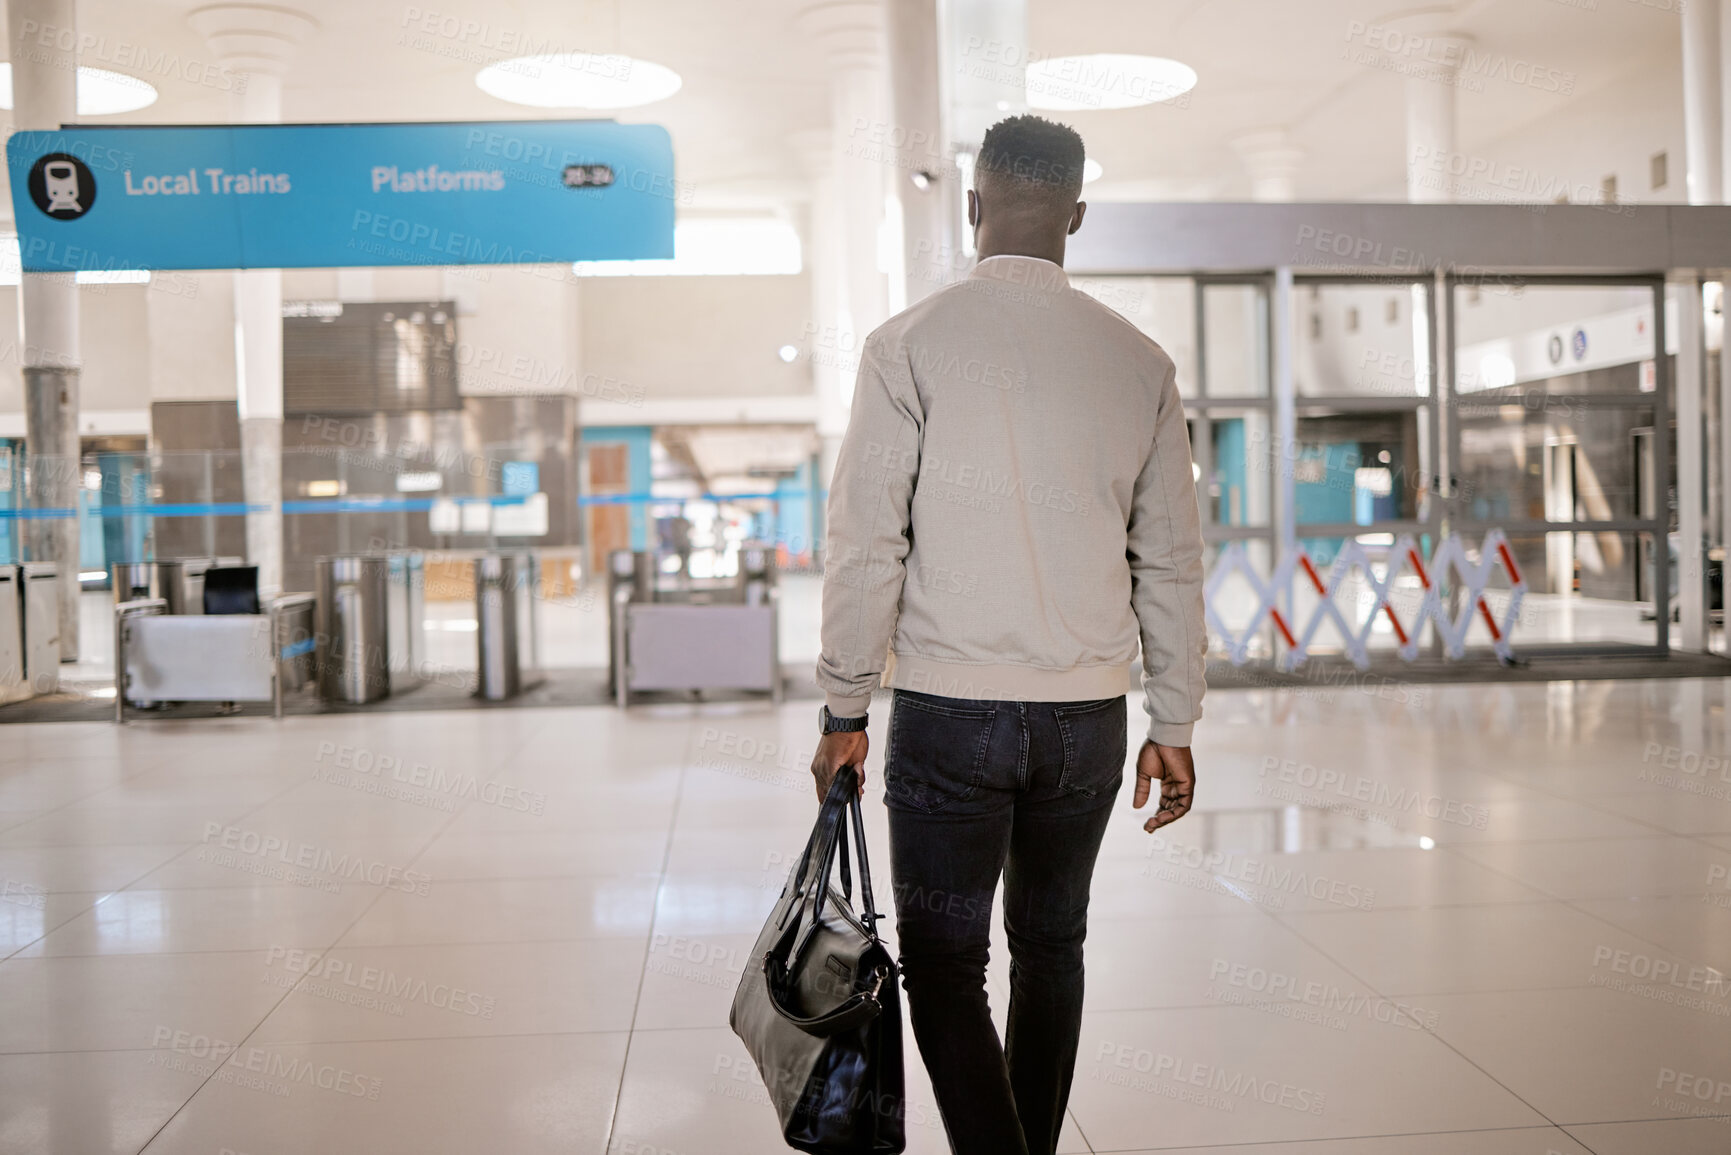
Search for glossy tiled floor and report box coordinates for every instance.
[2,677,1729,1153]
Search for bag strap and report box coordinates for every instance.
[802,766,882,946]
[779,766,854,929]
[836,811,853,904]
[848,788,881,928]
[808,771,848,928]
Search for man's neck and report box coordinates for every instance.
[975,237,1066,267]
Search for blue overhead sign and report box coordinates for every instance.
[6,120,677,272]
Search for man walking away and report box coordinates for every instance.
[809,114,1207,1155]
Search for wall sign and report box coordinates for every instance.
[6,120,676,272]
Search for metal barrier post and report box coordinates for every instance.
[474,555,521,701]
[111,562,153,606]
[155,558,211,615]
[315,556,391,704]
[21,562,59,694]
[0,566,24,706]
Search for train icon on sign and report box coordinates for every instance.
[44,161,81,212]
[27,152,97,220]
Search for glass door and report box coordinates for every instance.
[1286,274,1442,658]
[1068,274,1278,660]
[1446,275,1671,653]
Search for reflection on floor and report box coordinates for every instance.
[2,678,1728,1153]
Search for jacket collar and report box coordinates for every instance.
[969,254,1069,291]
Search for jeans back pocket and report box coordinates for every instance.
[885,694,997,814]
[1054,696,1128,798]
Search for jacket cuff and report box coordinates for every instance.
[1147,719,1194,747]
[825,691,873,719]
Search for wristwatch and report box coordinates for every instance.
[820,705,869,735]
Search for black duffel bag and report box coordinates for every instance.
[729,764,906,1153]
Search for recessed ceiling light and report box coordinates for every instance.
[1083,158,1102,183]
[476,53,681,110]
[0,63,158,116]
[778,345,799,363]
[1025,54,1196,111]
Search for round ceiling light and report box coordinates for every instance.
[1024,54,1196,112]
[1083,158,1102,183]
[0,63,158,116]
[476,53,682,110]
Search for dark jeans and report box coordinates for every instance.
[883,689,1126,1155]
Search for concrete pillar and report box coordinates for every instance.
[1686,0,1724,202]
[1680,5,1724,648]
[944,0,1027,264]
[797,2,890,420]
[885,0,950,306]
[944,0,1027,150]
[9,0,82,660]
[1404,34,1472,204]
[1232,129,1304,203]
[792,130,849,456]
[834,62,890,386]
[188,5,317,598]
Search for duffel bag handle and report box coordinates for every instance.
[779,765,856,930]
[765,765,892,1031]
[807,767,882,941]
[849,786,881,928]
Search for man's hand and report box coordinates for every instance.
[1133,741,1195,832]
[810,731,869,801]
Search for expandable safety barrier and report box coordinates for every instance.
[1205,530,1525,669]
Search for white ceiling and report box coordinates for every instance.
[1049,0,1682,200]
[27,0,1689,211]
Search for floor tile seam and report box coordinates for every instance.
[1555,894,1731,990]
[1083,1122,1597,1153]
[603,717,700,1155]
[1561,1111,1731,1127]
[1063,1106,1097,1153]
[7,942,357,961]
[104,763,348,909]
[131,828,462,1154]
[162,1026,638,1049]
[0,838,203,961]
[1089,899,1560,925]
[1431,842,1571,902]
[1262,904,1565,1129]
[0,897,124,964]
[6,931,656,953]
[257,933,658,949]
[0,754,181,831]
[1422,831,1731,846]
[74,870,670,891]
[128,713,546,1154]
[1562,791,1729,842]
[0,1026,640,1059]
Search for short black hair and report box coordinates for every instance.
[976,115,1085,207]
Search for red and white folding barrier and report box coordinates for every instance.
[1205,530,1525,669]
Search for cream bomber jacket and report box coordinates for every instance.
[814,254,1207,747]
